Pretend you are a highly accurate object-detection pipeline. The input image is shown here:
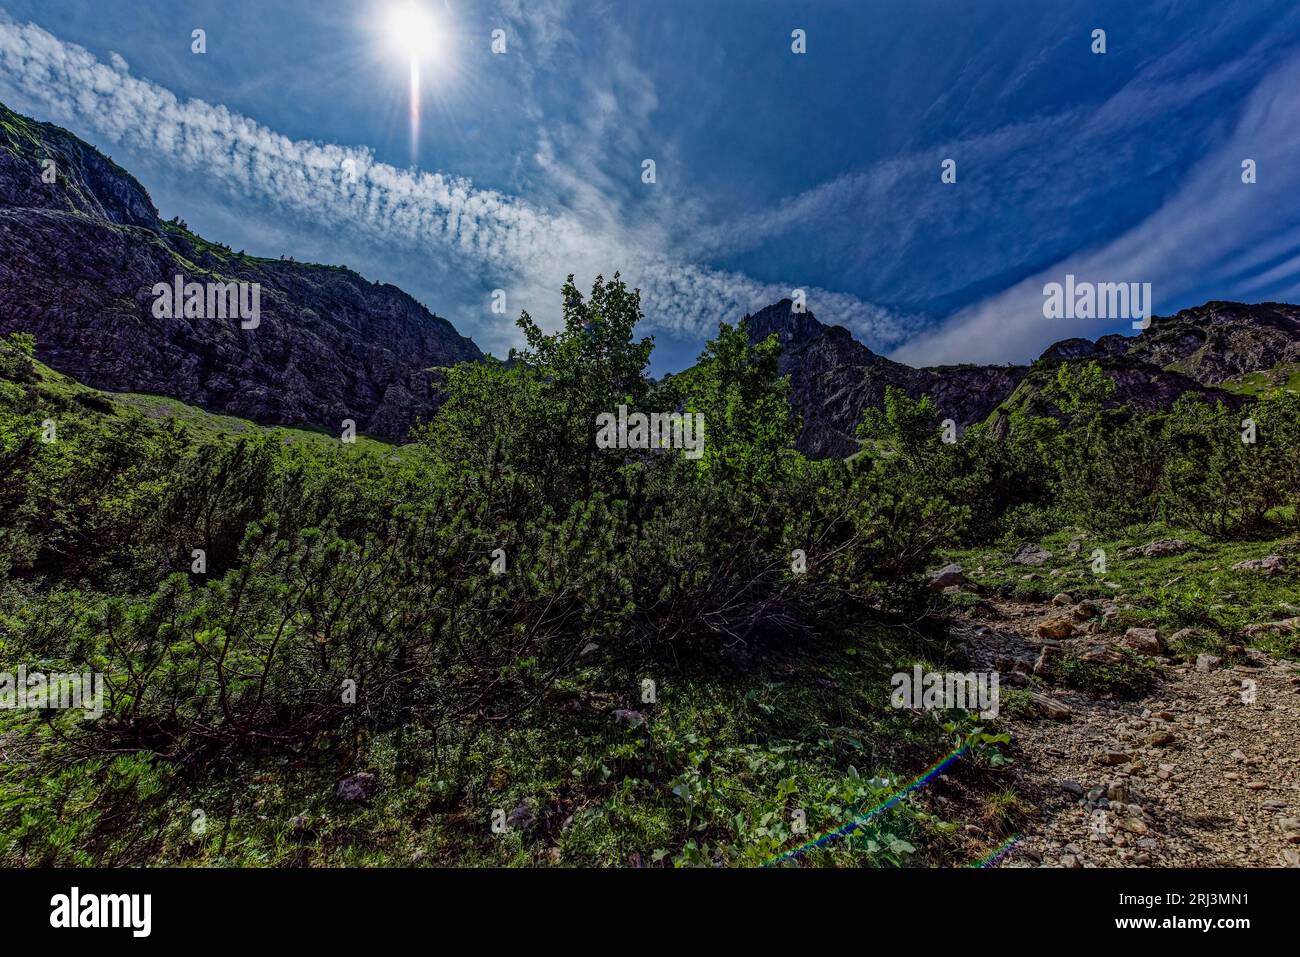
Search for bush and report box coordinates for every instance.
[1057,649,1161,698]
[0,277,952,770]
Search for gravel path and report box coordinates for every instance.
[958,598,1300,868]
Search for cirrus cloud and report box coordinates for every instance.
[0,16,914,354]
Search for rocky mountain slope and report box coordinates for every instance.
[1043,301,1300,383]
[0,101,482,441]
[4,100,1296,456]
[742,299,1294,458]
[742,300,1030,457]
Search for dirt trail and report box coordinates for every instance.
[957,598,1300,867]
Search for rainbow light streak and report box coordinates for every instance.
[968,833,1020,868]
[763,744,968,867]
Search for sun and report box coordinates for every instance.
[372,0,456,162]
[385,2,441,61]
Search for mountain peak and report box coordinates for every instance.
[0,101,160,231]
[743,299,831,350]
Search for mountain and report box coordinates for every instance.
[0,101,482,441]
[980,302,1300,433]
[741,299,1294,457]
[1040,301,1300,386]
[4,102,1295,457]
[741,300,1029,457]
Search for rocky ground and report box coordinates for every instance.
[956,593,1300,868]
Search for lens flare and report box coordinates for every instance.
[384,2,441,161]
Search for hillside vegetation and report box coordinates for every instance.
[2,277,1299,867]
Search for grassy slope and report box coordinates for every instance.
[943,524,1300,661]
[30,359,397,453]
[1218,362,1300,399]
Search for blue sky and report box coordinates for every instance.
[2,0,1300,373]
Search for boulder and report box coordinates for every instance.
[1120,538,1191,560]
[1013,543,1052,566]
[1195,654,1223,672]
[506,802,536,830]
[1244,617,1300,638]
[1121,627,1164,656]
[927,563,967,589]
[1033,644,1063,676]
[1030,692,1072,721]
[1095,751,1132,766]
[336,772,377,803]
[1037,618,1076,640]
[1071,600,1101,621]
[1077,642,1123,665]
[1232,555,1285,575]
[613,708,646,728]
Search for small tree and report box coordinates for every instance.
[0,333,36,382]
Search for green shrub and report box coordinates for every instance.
[1057,649,1161,698]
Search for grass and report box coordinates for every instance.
[996,689,1040,721]
[113,393,397,453]
[980,788,1033,837]
[1056,649,1162,698]
[0,628,995,867]
[1219,362,1300,398]
[0,109,43,157]
[943,522,1300,662]
[159,221,272,271]
[25,359,399,453]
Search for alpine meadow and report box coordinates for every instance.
[0,2,1298,933]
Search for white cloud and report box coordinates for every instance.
[891,50,1300,366]
[685,39,1273,312]
[0,17,912,352]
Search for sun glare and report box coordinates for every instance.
[386,2,440,61]
[374,1,455,163]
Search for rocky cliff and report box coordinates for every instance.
[741,299,1290,458]
[1041,301,1300,386]
[0,101,482,441]
[741,300,1029,457]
